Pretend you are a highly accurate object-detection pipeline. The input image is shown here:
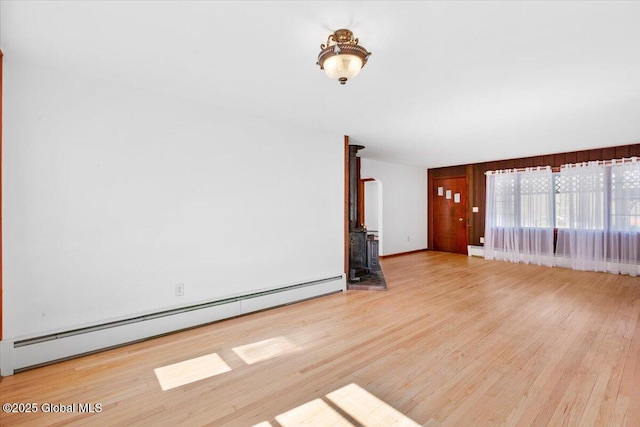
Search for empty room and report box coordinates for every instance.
[1,1,639,426]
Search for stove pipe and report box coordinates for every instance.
[348,144,365,231]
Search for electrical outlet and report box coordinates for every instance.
[480,237,485,244]
[175,283,184,296]
[407,236,410,242]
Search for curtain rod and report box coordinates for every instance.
[485,156,638,175]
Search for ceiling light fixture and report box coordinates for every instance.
[317,29,371,85]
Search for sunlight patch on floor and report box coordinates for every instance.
[232,336,299,365]
[276,398,354,427]
[254,383,419,426]
[326,383,420,427]
[154,353,231,391]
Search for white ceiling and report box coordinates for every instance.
[2,1,639,168]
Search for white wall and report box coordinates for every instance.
[364,180,379,233]
[2,59,344,340]
[360,158,427,256]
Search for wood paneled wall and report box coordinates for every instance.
[428,143,640,249]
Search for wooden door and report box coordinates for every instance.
[433,176,468,254]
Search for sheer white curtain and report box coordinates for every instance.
[485,169,518,263]
[556,159,640,276]
[608,158,640,276]
[555,161,607,272]
[484,167,554,266]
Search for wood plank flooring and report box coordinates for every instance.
[1,251,639,426]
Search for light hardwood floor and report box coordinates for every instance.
[1,251,639,426]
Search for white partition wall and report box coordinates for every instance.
[1,59,345,374]
[361,158,427,256]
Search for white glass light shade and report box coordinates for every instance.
[317,29,370,85]
[322,54,363,82]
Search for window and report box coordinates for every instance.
[554,165,640,232]
[493,174,516,227]
[484,167,555,267]
[611,167,640,232]
[520,173,553,228]
[491,172,553,228]
[493,169,635,231]
[554,170,605,230]
[486,160,640,276]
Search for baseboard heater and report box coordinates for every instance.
[1,275,345,376]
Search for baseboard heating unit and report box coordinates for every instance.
[0,275,345,376]
[467,245,485,257]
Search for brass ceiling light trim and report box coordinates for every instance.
[317,29,371,85]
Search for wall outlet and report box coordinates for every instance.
[175,283,184,296]
[480,237,485,244]
[407,236,410,242]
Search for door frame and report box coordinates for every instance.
[344,136,350,277]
